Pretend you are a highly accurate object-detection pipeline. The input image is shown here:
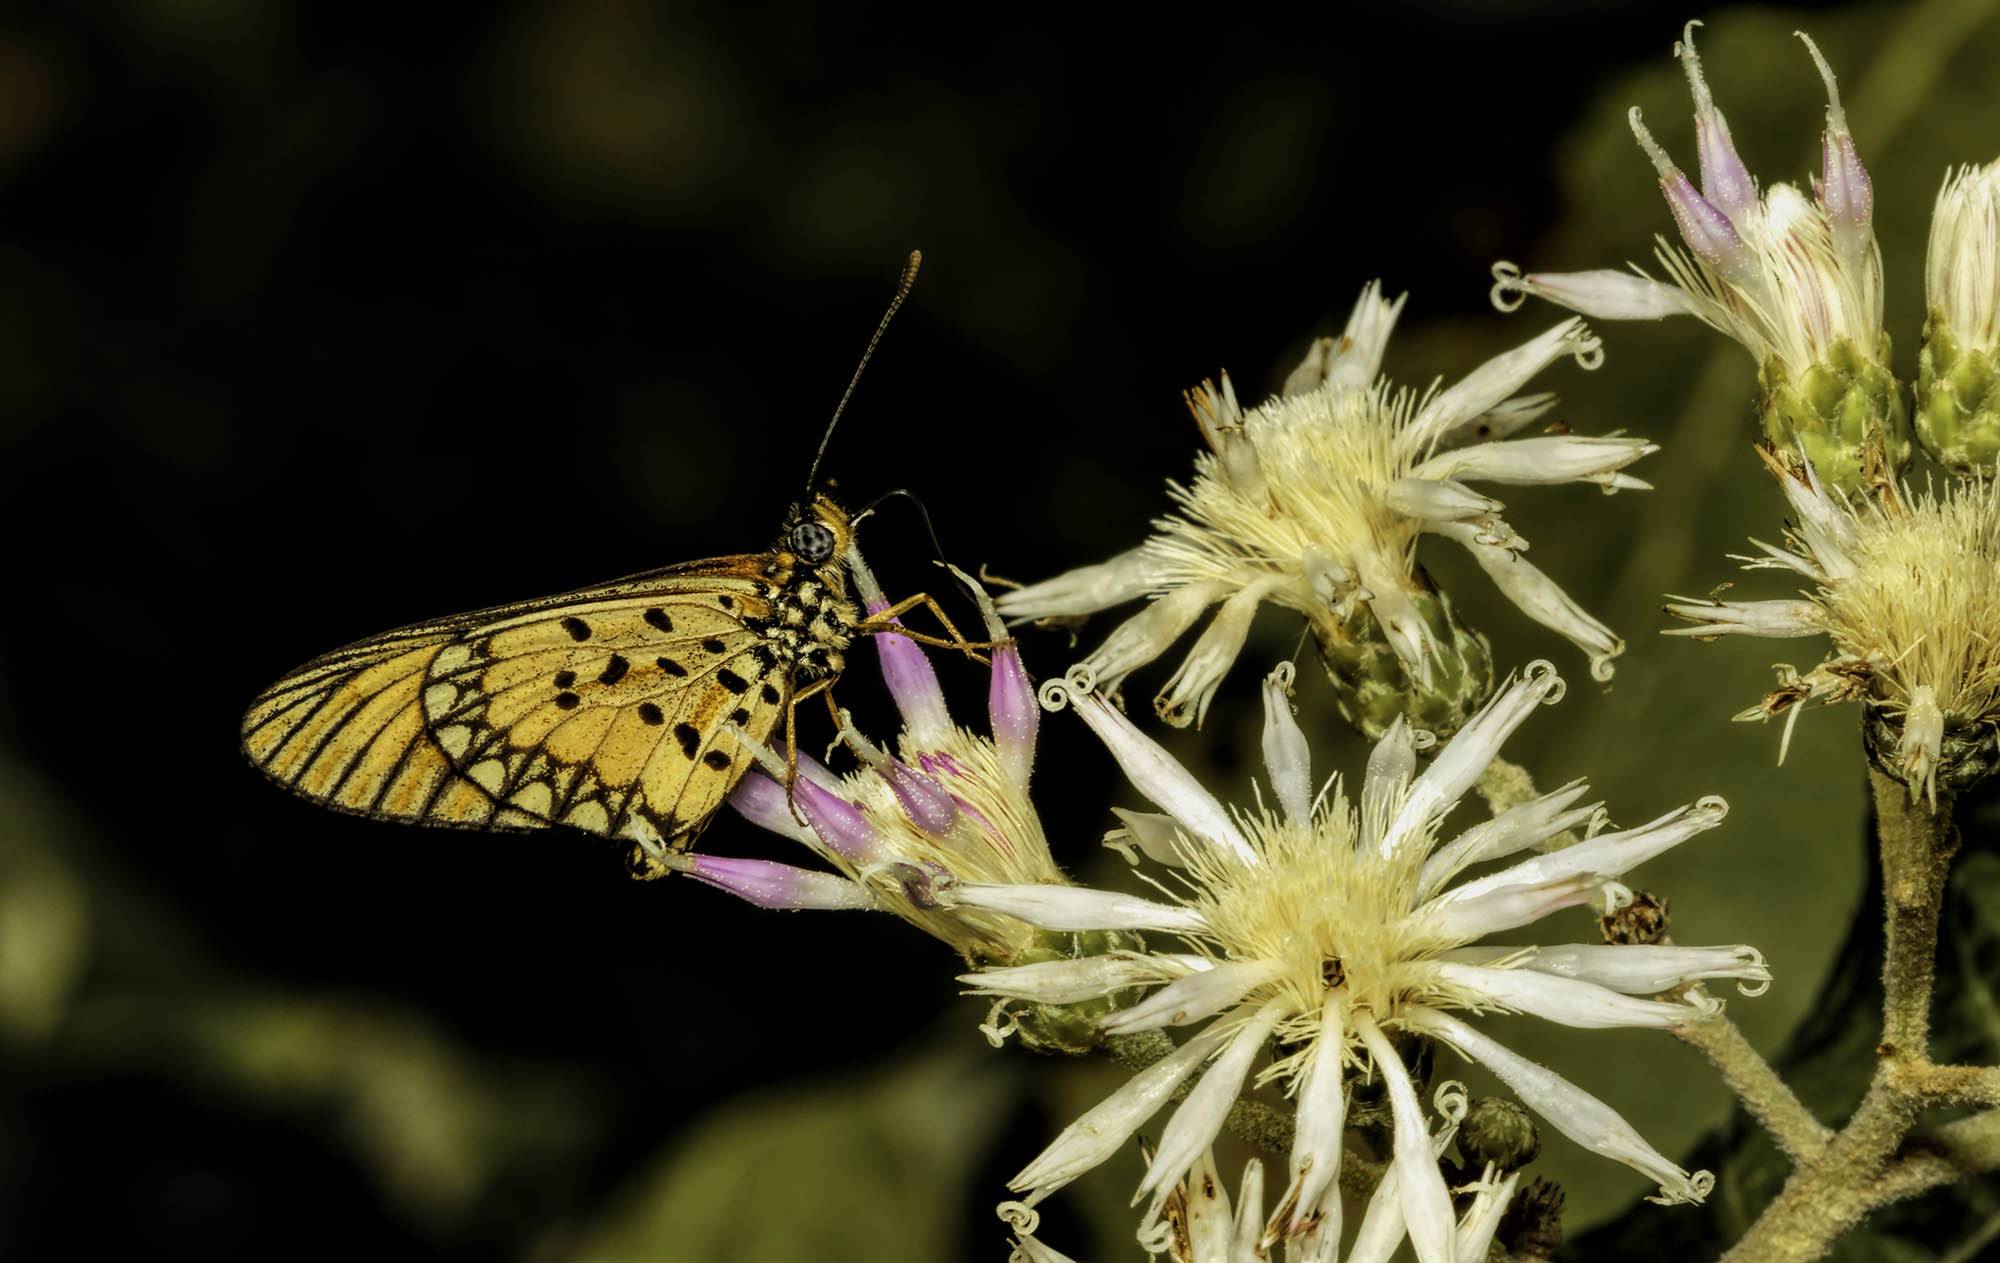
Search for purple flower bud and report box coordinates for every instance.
[793,776,882,863]
[988,642,1038,790]
[728,771,819,846]
[1663,171,1751,273]
[1799,33,1872,261]
[870,608,952,744]
[1693,116,1756,220]
[1820,129,1873,248]
[1630,107,1751,279]
[1676,21,1756,219]
[683,854,872,911]
[883,757,960,836]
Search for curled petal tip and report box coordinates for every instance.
[1796,31,1849,133]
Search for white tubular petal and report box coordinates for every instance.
[1429,391,1561,451]
[1410,1007,1713,1204]
[1440,797,1729,906]
[1415,435,1658,487]
[1663,597,1823,638]
[1385,476,1504,523]
[1434,520,1624,679]
[1363,715,1419,850]
[1418,778,1595,898]
[1342,1086,1461,1263]
[1518,944,1771,996]
[1137,1002,1286,1207]
[1327,279,1408,389]
[1405,318,1599,457]
[1381,664,1561,858]
[1184,1147,1235,1263]
[1768,457,1858,580]
[1288,1215,1343,1263]
[1435,961,1718,1028]
[1260,665,1314,826]
[1157,581,1273,729]
[961,953,1210,1005]
[1082,582,1227,695]
[1006,1224,1080,1263]
[1356,1015,1457,1263]
[1231,1158,1266,1263]
[1900,684,1946,808]
[1454,1169,1522,1262]
[1285,997,1348,1236]
[944,882,1208,934]
[1100,958,1283,1035]
[998,546,1159,621]
[1426,873,1616,940]
[1357,554,1436,685]
[1106,808,1190,868]
[1009,1025,1232,1198]
[1345,1160,1409,1263]
[1283,336,1341,397]
[1073,693,1257,865]
[1491,262,1697,321]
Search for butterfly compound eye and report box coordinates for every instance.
[791,519,837,564]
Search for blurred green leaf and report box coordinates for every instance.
[551,1037,1014,1263]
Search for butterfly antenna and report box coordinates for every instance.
[801,250,922,502]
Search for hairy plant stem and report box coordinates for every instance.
[1674,1013,1831,1161]
[1718,770,1971,1263]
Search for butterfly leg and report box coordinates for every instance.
[861,592,1004,661]
[780,673,840,826]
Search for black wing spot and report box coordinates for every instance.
[657,656,688,677]
[718,594,735,610]
[702,750,733,770]
[730,707,751,726]
[644,608,674,633]
[674,722,700,757]
[599,655,630,685]
[561,616,591,641]
[760,683,781,704]
[716,668,748,694]
[554,669,577,688]
[555,691,581,710]
[638,702,665,726]
[701,637,727,654]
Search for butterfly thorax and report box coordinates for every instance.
[743,546,860,682]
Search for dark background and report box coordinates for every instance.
[3,2,1995,1259]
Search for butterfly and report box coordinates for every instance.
[241,253,964,879]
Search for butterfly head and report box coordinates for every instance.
[786,494,853,568]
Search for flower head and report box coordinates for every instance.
[1492,24,1909,494]
[957,662,1755,1258]
[676,551,1085,972]
[999,283,1649,740]
[1666,448,2000,805]
[1918,158,2000,474]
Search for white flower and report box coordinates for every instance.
[674,554,1071,965]
[1491,23,1906,493]
[962,662,1756,1259]
[1666,448,2000,805]
[999,282,1646,740]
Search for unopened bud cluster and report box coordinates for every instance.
[1919,160,2000,474]
[1494,24,1951,492]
